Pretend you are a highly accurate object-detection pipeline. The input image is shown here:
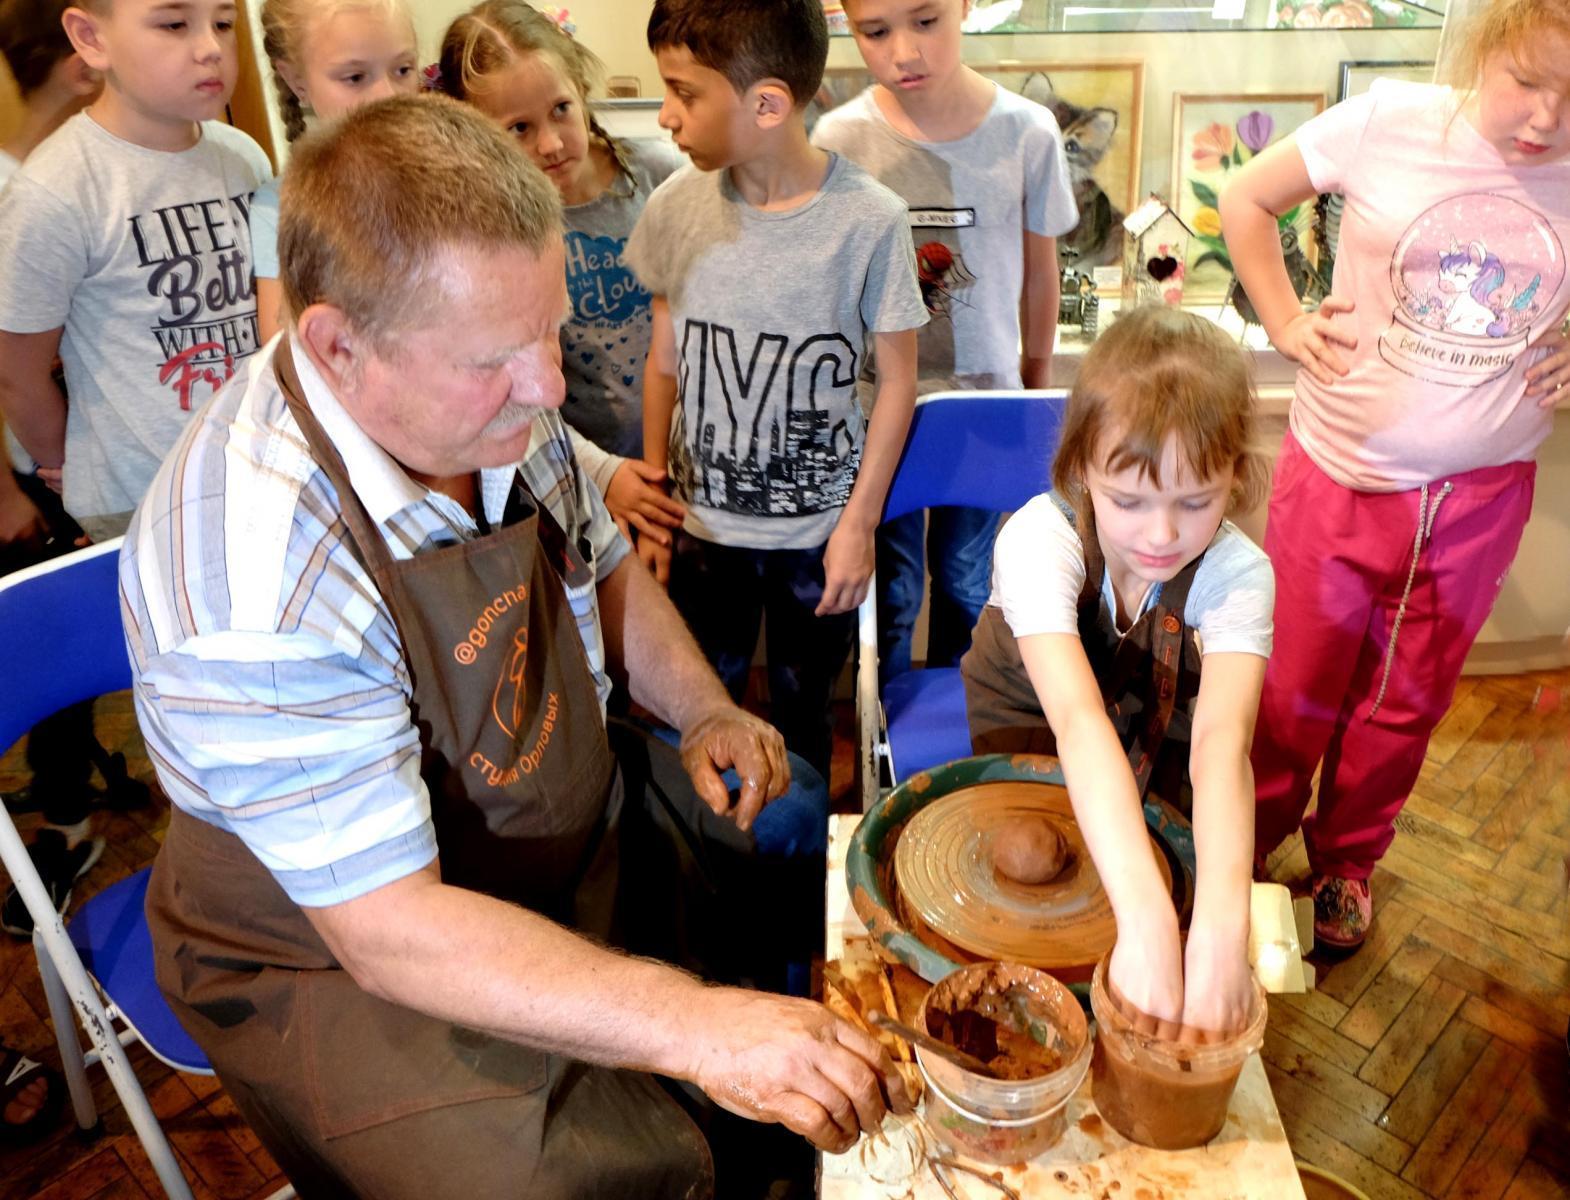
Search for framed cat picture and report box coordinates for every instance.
[809,60,1144,270]
[1170,91,1326,301]
[978,61,1145,269]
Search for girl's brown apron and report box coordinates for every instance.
[144,346,712,1199]
[961,497,1205,811]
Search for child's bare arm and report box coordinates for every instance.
[1182,651,1266,1035]
[0,328,68,469]
[1018,630,1184,1026]
[817,328,917,617]
[641,296,678,476]
[0,414,47,548]
[638,296,680,585]
[257,277,285,346]
[1219,136,1357,384]
[1020,232,1060,390]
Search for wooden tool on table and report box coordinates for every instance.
[866,1010,1001,1079]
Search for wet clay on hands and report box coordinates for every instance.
[990,815,1068,885]
[1091,974,1255,1150]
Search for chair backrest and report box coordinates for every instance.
[881,391,1068,525]
[0,540,129,751]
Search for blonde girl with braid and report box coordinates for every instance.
[253,0,419,342]
[439,2,689,552]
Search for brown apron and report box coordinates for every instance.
[961,497,1205,812]
[145,346,712,1199]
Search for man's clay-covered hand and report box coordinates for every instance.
[679,706,790,831]
[684,988,913,1154]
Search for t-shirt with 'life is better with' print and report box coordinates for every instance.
[0,113,271,527]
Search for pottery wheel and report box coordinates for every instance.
[892,780,1172,973]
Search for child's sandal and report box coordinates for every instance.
[0,1047,65,1144]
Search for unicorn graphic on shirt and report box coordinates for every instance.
[1436,239,1504,335]
[1380,195,1563,386]
[1432,238,1542,338]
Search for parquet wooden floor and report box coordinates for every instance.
[0,672,1566,1199]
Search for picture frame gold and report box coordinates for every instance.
[1170,91,1326,300]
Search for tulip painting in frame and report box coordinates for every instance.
[1170,92,1325,301]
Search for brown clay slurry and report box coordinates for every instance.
[923,963,1068,1081]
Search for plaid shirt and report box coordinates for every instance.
[120,337,630,906]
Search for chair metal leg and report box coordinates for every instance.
[856,580,882,813]
[32,930,97,1132]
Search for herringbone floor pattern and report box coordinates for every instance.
[0,672,1566,1199]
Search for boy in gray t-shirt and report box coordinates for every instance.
[629,0,925,779]
[0,112,269,536]
[811,0,1079,688]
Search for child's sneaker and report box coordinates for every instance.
[1312,874,1371,950]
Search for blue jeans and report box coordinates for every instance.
[669,533,856,785]
[648,726,828,858]
[877,506,1001,685]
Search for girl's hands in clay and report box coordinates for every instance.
[1272,296,1357,386]
[1177,922,1254,1042]
[1108,917,1184,1038]
[685,988,914,1154]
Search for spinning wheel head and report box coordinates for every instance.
[893,781,1173,979]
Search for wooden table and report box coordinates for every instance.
[818,815,1308,1200]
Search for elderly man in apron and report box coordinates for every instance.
[117,97,907,1199]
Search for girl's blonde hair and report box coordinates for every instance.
[1052,304,1270,523]
[262,0,413,142]
[1443,0,1570,87]
[438,0,621,169]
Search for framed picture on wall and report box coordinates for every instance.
[982,61,1144,268]
[1337,59,1435,102]
[810,61,1144,269]
[1170,92,1326,300]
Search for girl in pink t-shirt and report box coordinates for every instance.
[1221,0,1570,950]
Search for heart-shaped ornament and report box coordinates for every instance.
[1146,255,1180,282]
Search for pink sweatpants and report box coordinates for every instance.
[1251,431,1536,880]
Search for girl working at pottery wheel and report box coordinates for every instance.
[961,304,1273,1036]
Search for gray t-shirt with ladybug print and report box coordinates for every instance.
[559,136,686,457]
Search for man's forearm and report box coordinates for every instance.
[598,555,731,731]
[307,866,708,1077]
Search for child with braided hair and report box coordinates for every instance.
[253,0,421,343]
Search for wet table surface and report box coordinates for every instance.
[818,814,1308,1200]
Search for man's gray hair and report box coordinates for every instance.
[278,94,563,345]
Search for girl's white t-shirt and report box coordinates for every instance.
[1293,81,1570,491]
[989,493,1275,659]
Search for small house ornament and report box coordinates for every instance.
[1123,197,1194,307]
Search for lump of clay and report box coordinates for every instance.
[991,816,1067,885]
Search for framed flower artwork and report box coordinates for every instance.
[1170,92,1326,301]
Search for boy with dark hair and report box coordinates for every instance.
[0,0,269,936]
[629,0,925,782]
[813,0,1078,685]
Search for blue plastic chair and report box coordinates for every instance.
[857,391,1067,809]
[0,541,289,1198]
